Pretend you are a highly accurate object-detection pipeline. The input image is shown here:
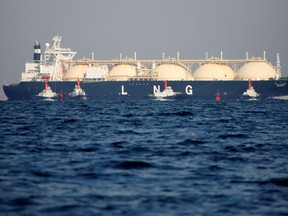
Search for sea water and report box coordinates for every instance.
[0,99,288,215]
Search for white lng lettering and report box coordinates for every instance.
[186,85,193,95]
[121,85,128,95]
[153,85,160,94]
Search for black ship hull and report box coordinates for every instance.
[3,80,288,100]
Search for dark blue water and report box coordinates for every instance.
[1,99,288,215]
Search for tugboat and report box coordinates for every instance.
[243,79,259,99]
[150,80,181,100]
[271,95,288,100]
[35,76,57,101]
[69,78,87,100]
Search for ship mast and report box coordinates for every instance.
[276,53,281,79]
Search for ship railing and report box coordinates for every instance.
[82,78,106,83]
[63,58,268,66]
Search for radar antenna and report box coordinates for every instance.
[52,35,62,49]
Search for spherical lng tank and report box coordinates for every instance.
[108,64,137,81]
[63,65,88,81]
[236,62,276,80]
[193,64,235,80]
[154,64,191,80]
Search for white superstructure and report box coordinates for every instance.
[21,35,76,82]
[20,36,282,83]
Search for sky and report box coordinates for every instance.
[1,0,288,98]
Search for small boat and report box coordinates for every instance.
[36,76,57,100]
[243,79,259,99]
[150,80,181,100]
[69,78,87,100]
[270,95,288,100]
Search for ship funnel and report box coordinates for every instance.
[33,41,41,63]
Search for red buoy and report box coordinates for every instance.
[216,89,221,101]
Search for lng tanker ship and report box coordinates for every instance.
[3,35,288,100]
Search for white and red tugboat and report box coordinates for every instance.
[36,76,57,101]
[69,78,87,100]
[243,79,259,99]
[150,80,181,100]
